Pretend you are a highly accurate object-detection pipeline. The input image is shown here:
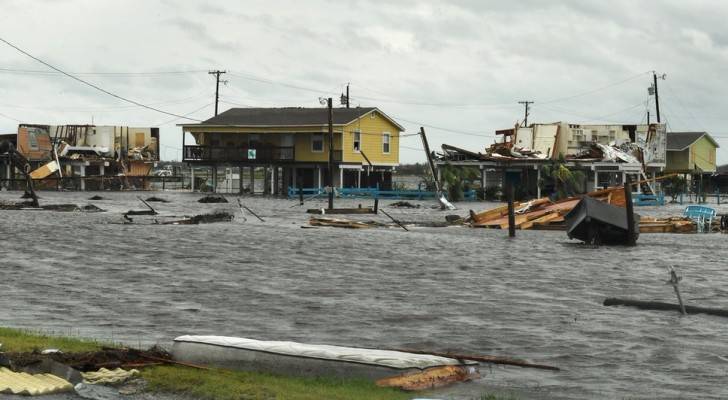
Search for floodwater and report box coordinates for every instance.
[1,190,727,400]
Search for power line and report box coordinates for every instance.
[0,91,214,113]
[0,67,208,76]
[227,71,337,96]
[0,36,204,122]
[392,115,489,137]
[0,109,22,122]
[153,102,214,126]
[538,71,652,105]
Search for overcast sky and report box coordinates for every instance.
[1,0,727,164]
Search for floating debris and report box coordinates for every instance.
[145,196,170,203]
[565,196,639,245]
[160,211,234,225]
[198,195,228,203]
[390,201,420,209]
[307,207,376,215]
[309,217,382,229]
[80,204,106,213]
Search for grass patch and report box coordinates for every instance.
[143,365,412,400]
[0,327,517,400]
[0,327,105,353]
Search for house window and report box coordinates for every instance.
[382,133,390,154]
[311,134,323,152]
[353,131,361,152]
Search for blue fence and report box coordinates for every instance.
[287,186,477,201]
[632,192,665,206]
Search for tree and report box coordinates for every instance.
[440,164,479,201]
[539,158,585,200]
[663,175,687,202]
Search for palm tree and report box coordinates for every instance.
[539,158,585,200]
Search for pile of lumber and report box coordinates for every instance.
[469,186,697,233]
[470,187,626,230]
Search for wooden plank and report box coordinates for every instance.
[376,365,478,391]
[470,203,518,223]
[521,212,561,230]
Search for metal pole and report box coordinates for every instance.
[327,97,334,210]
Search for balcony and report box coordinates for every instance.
[184,145,295,163]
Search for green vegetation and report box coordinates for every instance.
[1,327,516,400]
[0,327,104,353]
[539,158,586,200]
[441,164,480,201]
[663,175,687,202]
[144,365,411,400]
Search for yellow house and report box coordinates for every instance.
[179,107,403,194]
[665,132,719,173]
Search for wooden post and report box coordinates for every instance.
[374,198,379,214]
[327,97,334,210]
[507,183,515,237]
[669,268,687,315]
[624,177,636,246]
[299,181,304,206]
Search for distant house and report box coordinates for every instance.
[0,133,17,188]
[665,132,719,174]
[438,122,666,199]
[179,107,403,194]
[13,124,159,190]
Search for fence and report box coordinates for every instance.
[286,186,477,201]
[0,175,188,191]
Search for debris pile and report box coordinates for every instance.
[6,346,171,372]
[390,201,420,208]
[468,186,700,233]
[309,217,384,229]
[160,211,235,225]
[198,195,228,203]
[145,196,170,203]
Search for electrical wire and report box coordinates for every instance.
[0,109,22,122]
[227,71,338,96]
[153,102,215,126]
[391,115,488,137]
[0,67,208,76]
[0,36,204,122]
[538,71,652,104]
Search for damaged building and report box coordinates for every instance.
[437,122,666,198]
[10,124,159,190]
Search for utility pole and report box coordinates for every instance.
[518,100,534,127]
[653,72,660,123]
[327,97,334,209]
[209,70,227,116]
[650,71,665,124]
[340,83,350,108]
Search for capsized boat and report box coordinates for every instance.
[172,335,478,390]
[564,196,639,245]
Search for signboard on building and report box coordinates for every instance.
[248,149,256,160]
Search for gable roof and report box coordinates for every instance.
[185,107,404,130]
[666,132,719,151]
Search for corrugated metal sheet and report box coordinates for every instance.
[0,367,73,396]
[81,367,140,384]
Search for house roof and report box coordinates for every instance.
[667,132,719,151]
[182,107,404,131]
